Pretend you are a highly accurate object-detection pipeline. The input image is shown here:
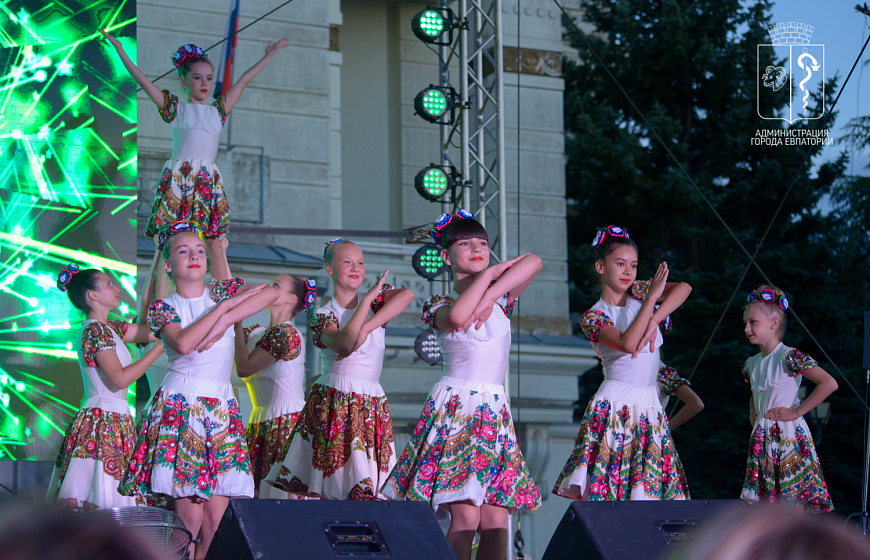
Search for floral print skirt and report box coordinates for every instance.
[741,417,833,512]
[119,387,254,503]
[264,373,395,501]
[553,380,689,501]
[144,158,229,239]
[246,409,301,498]
[48,405,143,510]
[381,376,541,512]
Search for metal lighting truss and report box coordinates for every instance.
[436,0,507,264]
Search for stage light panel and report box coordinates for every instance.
[415,164,457,202]
[411,7,456,46]
[415,330,443,365]
[414,86,457,124]
[413,244,447,280]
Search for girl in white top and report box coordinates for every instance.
[553,225,692,501]
[740,285,836,512]
[119,223,279,560]
[100,29,288,320]
[234,275,316,497]
[47,265,163,511]
[381,211,542,560]
[265,239,414,500]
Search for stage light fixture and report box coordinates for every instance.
[412,7,457,46]
[415,330,443,365]
[415,165,456,202]
[414,85,458,124]
[413,243,447,280]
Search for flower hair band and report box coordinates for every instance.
[56,263,80,291]
[747,288,789,311]
[172,44,207,69]
[431,208,475,245]
[157,221,201,250]
[302,278,317,311]
[323,238,346,261]
[591,225,629,250]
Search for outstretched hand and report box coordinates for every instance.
[365,270,389,302]
[265,39,290,57]
[489,253,531,280]
[98,29,121,48]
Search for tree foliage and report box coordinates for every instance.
[564,0,865,512]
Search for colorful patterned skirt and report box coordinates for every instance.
[47,404,143,510]
[740,417,833,512]
[144,158,229,239]
[119,386,254,503]
[246,404,302,498]
[264,373,395,500]
[553,380,689,501]
[381,376,541,512]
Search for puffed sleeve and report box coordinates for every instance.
[159,89,178,123]
[658,365,690,396]
[741,359,750,384]
[257,324,302,361]
[654,304,672,335]
[308,312,339,349]
[629,280,651,302]
[370,283,395,314]
[579,309,615,342]
[422,295,455,326]
[209,277,246,303]
[107,320,129,341]
[785,348,818,374]
[242,324,260,343]
[498,293,517,319]
[212,95,228,125]
[147,300,181,339]
[81,322,117,368]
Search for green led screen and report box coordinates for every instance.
[0,1,137,461]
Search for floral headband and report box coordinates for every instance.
[172,44,207,69]
[303,278,317,311]
[431,209,475,245]
[747,288,789,311]
[323,238,347,261]
[591,225,629,250]
[157,221,201,250]
[56,263,80,291]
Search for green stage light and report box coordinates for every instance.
[414,85,457,124]
[415,164,457,202]
[413,243,447,280]
[412,7,457,46]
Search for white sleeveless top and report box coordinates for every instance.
[163,94,225,162]
[76,320,132,415]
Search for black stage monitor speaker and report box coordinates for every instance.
[206,499,456,560]
[542,499,745,560]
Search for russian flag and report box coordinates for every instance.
[215,0,240,98]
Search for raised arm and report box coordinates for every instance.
[598,263,669,354]
[123,322,158,344]
[223,39,289,112]
[99,29,165,108]
[339,288,415,356]
[196,285,280,351]
[320,272,388,355]
[158,284,265,354]
[233,323,277,377]
[434,268,497,331]
[95,344,164,389]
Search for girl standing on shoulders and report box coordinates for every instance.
[740,285,836,512]
[47,265,164,510]
[234,275,316,498]
[381,211,542,560]
[119,222,279,560]
[553,225,692,501]
[265,239,414,500]
[100,29,288,320]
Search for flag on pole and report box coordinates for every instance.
[214,0,240,98]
